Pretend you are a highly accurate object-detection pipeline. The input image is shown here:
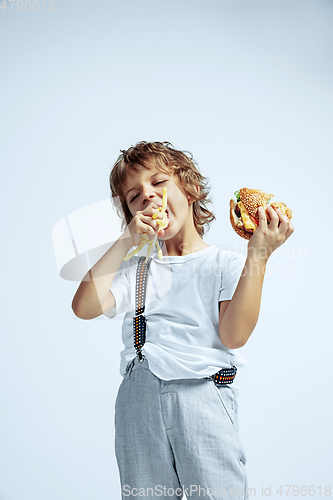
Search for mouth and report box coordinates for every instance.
[157,206,169,219]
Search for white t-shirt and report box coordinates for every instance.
[103,245,247,397]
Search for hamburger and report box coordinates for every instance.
[230,188,292,240]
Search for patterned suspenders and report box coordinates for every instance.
[132,255,237,384]
[133,256,152,362]
[211,365,237,385]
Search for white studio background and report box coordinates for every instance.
[1,0,332,499]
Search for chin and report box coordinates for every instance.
[158,226,175,242]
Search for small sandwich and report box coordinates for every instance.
[230,188,292,240]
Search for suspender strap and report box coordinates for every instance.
[132,255,237,383]
[133,256,152,362]
[211,365,237,385]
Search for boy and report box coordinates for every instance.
[72,141,294,500]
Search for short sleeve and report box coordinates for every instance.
[219,251,246,302]
[102,260,131,319]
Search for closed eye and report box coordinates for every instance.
[130,195,138,203]
[129,180,166,203]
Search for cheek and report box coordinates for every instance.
[175,194,190,214]
[128,199,139,215]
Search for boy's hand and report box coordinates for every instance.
[127,202,165,247]
[248,206,294,261]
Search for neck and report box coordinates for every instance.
[163,233,209,257]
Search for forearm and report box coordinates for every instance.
[72,230,133,319]
[219,254,268,349]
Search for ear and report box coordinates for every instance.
[187,185,199,204]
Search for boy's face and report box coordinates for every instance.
[122,164,195,241]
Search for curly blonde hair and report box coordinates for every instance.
[109,141,215,237]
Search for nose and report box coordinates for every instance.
[142,187,156,205]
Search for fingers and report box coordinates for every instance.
[274,208,293,236]
[267,206,281,231]
[282,215,294,241]
[251,206,294,258]
[129,200,168,249]
[133,211,163,241]
[258,206,267,229]
[144,213,163,233]
[260,206,291,235]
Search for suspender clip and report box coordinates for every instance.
[136,349,144,362]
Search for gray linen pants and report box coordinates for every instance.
[114,356,248,500]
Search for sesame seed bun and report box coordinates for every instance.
[230,188,293,240]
